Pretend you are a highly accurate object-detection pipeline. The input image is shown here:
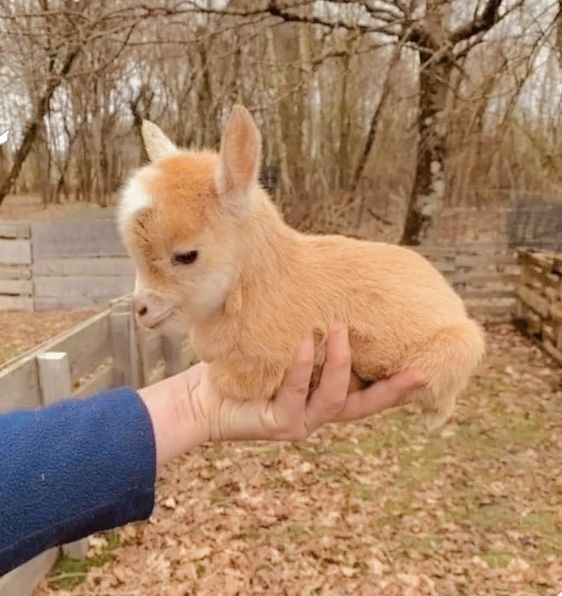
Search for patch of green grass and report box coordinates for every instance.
[379,498,413,523]
[327,439,361,455]
[286,523,310,542]
[316,464,350,483]
[203,444,227,461]
[232,525,262,541]
[262,446,280,461]
[401,533,442,558]
[522,511,562,555]
[283,523,326,544]
[209,480,240,505]
[292,444,318,460]
[395,441,443,488]
[47,532,121,590]
[480,550,511,568]
[354,485,374,501]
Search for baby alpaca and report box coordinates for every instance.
[119,105,485,428]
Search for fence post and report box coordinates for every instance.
[111,311,133,386]
[162,333,188,377]
[37,352,88,560]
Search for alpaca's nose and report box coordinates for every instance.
[135,301,148,318]
[133,292,173,329]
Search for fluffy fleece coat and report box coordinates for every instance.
[119,106,485,428]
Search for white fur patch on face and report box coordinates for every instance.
[118,172,153,228]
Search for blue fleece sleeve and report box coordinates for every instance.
[0,387,156,575]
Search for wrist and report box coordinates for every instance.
[138,366,211,468]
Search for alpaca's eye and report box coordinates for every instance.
[173,251,198,265]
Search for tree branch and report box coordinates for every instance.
[449,0,504,44]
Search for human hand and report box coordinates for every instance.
[139,325,425,467]
[200,324,426,442]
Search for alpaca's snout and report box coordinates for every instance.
[133,290,174,329]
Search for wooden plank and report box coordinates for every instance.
[110,311,140,387]
[137,327,164,386]
[429,261,456,274]
[542,340,562,366]
[452,272,519,284]
[37,352,72,405]
[0,548,58,596]
[144,360,167,386]
[455,254,516,268]
[0,310,112,409]
[549,302,562,322]
[45,311,111,383]
[0,279,33,296]
[543,324,555,344]
[33,257,135,277]
[33,296,108,310]
[74,362,114,397]
[556,323,562,349]
[0,222,30,239]
[162,333,192,376]
[0,239,31,265]
[517,286,550,318]
[461,288,515,300]
[465,304,515,320]
[0,264,31,280]
[520,305,542,335]
[34,275,134,299]
[0,295,33,310]
[34,276,134,300]
[31,218,127,258]
[0,355,41,412]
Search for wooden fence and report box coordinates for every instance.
[416,243,519,322]
[1,218,519,321]
[0,296,194,596]
[0,218,134,310]
[514,249,562,366]
[0,222,33,310]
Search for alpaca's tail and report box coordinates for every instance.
[405,319,486,430]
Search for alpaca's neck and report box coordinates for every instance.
[238,192,301,292]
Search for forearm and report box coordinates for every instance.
[0,388,156,575]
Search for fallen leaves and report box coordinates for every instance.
[36,324,562,595]
[0,309,97,366]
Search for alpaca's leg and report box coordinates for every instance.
[403,320,486,429]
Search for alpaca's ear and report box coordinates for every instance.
[215,105,261,215]
[141,120,178,162]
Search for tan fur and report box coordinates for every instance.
[119,106,486,429]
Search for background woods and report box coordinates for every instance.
[0,0,561,245]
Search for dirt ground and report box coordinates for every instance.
[29,324,561,596]
[0,310,97,366]
[0,194,115,221]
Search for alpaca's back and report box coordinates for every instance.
[277,234,486,428]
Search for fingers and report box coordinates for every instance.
[274,330,315,421]
[305,324,351,432]
[337,369,426,422]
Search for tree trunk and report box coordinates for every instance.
[401,0,452,245]
[0,47,79,205]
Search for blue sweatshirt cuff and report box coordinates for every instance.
[0,387,156,575]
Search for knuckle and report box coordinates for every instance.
[293,379,310,396]
[297,354,315,370]
[335,353,352,370]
